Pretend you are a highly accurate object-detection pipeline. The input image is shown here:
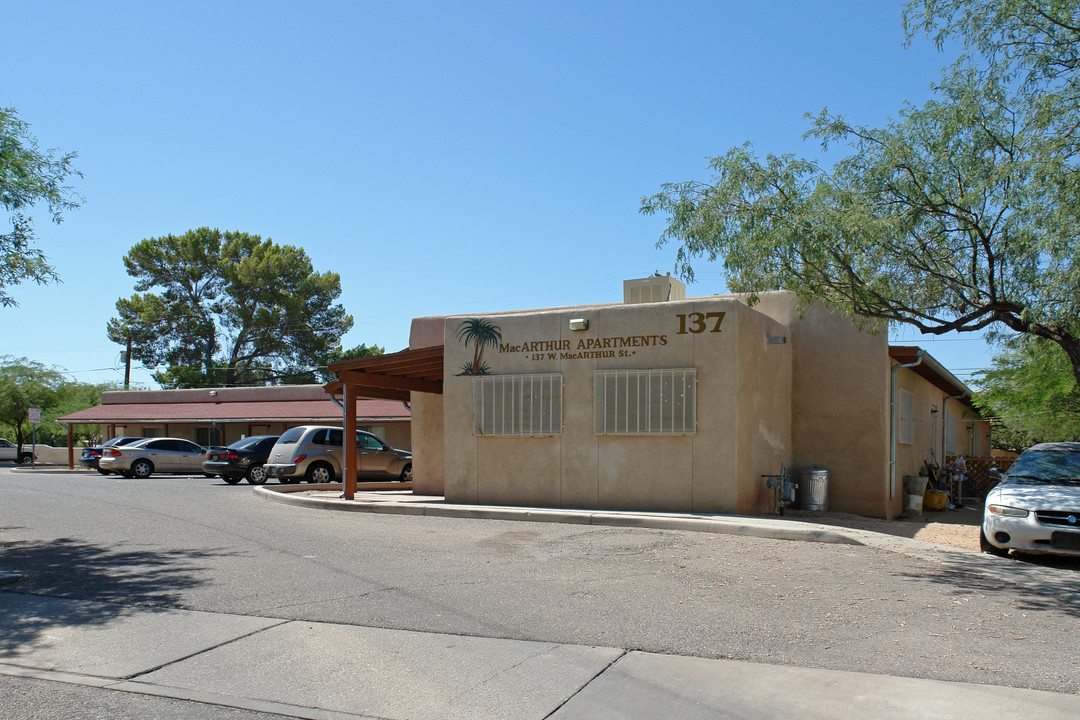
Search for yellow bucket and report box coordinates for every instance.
[923,488,949,511]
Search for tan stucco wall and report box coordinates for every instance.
[436,297,792,514]
[892,365,939,496]
[409,315,448,496]
[748,295,894,517]
[892,371,989,480]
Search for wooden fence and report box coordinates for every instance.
[945,455,1015,501]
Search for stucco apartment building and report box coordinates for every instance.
[404,278,987,519]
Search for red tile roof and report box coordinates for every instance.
[60,398,409,424]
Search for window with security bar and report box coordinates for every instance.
[594,368,696,435]
[473,373,563,436]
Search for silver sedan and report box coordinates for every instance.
[98,437,208,479]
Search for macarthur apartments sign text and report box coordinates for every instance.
[499,334,669,361]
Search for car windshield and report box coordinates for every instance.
[1008,448,1080,483]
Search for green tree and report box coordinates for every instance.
[291,343,385,384]
[44,379,119,447]
[0,107,82,307]
[456,319,502,376]
[640,1,1080,386]
[0,356,65,452]
[107,227,354,388]
[973,337,1080,449]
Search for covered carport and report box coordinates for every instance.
[325,345,444,499]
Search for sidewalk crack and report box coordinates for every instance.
[123,619,291,680]
[542,649,628,719]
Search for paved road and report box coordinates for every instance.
[2,468,1079,717]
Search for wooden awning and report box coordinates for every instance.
[324,345,444,402]
[324,345,444,500]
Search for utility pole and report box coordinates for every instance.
[124,337,132,390]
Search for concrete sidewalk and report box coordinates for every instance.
[2,591,1078,720]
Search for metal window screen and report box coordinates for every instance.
[594,369,696,435]
[474,374,563,436]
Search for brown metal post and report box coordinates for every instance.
[343,381,357,500]
[67,425,74,469]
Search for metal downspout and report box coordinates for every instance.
[890,351,924,500]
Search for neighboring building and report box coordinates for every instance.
[58,384,411,462]
[385,278,987,519]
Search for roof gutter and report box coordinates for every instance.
[890,350,924,501]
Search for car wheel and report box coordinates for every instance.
[246,464,268,485]
[305,463,334,484]
[980,529,1009,557]
[131,460,153,479]
[222,474,243,485]
[399,464,412,483]
[96,468,111,476]
[18,453,33,464]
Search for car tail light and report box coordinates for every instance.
[90,450,101,458]
[293,454,307,463]
[107,449,122,457]
[223,452,238,461]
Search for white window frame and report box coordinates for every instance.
[594,368,696,436]
[473,373,562,437]
[946,411,957,454]
[897,389,915,446]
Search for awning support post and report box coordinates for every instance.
[343,381,357,500]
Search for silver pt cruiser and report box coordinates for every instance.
[263,425,412,484]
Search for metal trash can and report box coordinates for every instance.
[799,467,829,511]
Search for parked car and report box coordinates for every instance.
[202,435,279,485]
[98,437,208,479]
[264,425,412,484]
[981,442,1080,558]
[79,436,147,474]
[0,438,35,464]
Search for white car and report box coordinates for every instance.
[981,442,1080,558]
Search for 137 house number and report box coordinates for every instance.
[676,312,725,334]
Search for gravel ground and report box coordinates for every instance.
[783,506,984,552]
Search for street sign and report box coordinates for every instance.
[28,408,41,425]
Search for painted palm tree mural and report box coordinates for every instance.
[457,318,502,375]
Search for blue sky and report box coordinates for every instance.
[2,0,990,388]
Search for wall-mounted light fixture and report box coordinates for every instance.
[766,335,787,344]
[569,318,589,331]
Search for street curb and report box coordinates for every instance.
[253,485,866,546]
